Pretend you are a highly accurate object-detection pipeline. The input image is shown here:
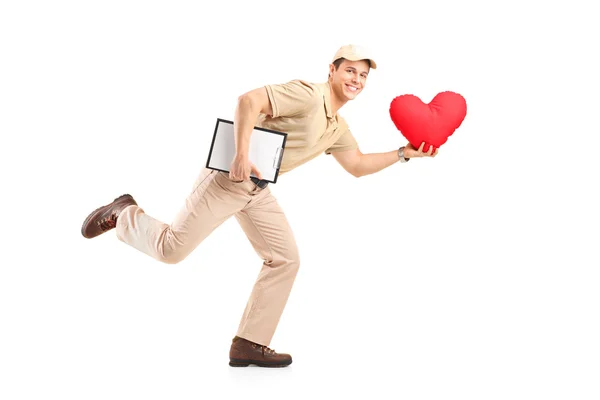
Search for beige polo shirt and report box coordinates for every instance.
[254,79,359,175]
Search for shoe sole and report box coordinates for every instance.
[229,358,292,368]
[81,194,134,238]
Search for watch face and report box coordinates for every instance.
[398,148,408,162]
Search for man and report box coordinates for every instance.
[81,44,437,368]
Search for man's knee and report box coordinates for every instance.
[290,249,300,270]
[155,246,188,265]
[269,247,300,271]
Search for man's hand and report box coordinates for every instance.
[404,142,439,159]
[229,154,263,182]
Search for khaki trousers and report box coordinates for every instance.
[114,167,300,346]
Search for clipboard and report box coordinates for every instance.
[205,118,287,183]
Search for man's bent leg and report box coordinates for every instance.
[115,169,252,264]
[233,186,300,347]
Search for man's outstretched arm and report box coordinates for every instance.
[332,142,438,178]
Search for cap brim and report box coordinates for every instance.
[333,56,377,69]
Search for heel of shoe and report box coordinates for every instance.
[229,359,250,367]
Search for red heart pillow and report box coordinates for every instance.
[389,91,467,153]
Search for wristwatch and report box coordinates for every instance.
[398,146,410,163]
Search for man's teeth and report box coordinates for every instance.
[346,85,357,92]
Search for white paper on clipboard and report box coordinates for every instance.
[205,118,287,183]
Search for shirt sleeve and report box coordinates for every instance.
[264,80,320,118]
[325,118,359,154]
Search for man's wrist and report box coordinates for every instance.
[398,146,409,163]
[234,152,249,161]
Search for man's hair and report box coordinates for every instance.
[333,57,371,70]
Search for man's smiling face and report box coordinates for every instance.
[329,58,370,102]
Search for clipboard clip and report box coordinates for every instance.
[273,147,284,169]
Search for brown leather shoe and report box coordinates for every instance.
[81,194,137,239]
[229,336,292,368]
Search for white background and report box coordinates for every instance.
[1,0,599,399]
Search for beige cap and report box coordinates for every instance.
[332,44,377,69]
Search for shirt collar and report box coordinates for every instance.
[322,81,334,119]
